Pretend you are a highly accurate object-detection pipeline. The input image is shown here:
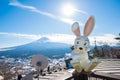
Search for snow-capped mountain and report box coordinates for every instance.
[0,37,72,58]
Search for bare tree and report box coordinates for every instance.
[0,62,16,80]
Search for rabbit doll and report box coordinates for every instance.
[71,16,99,72]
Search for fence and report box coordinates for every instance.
[65,59,120,80]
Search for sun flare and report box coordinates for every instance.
[61,3,75,17]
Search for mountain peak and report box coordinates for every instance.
[36,37,50,43]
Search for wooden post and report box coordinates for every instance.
[72,71,88,80]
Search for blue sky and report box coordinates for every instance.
[0,0,120,48]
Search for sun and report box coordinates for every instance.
[61,3,75,17]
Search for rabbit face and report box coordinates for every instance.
[72,16,95,54]
[74,36,90,54]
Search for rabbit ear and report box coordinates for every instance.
[84,16,95,37]
[72,22,81,37]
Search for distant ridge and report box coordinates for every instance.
[0,37,71,58]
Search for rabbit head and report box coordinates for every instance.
[72,16,95,54]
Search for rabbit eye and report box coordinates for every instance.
[84,43,87,45]
[77,41,79,44]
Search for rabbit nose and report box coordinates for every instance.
[79,47,83,50]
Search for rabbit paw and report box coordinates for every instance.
[85,59,100,72]
[71,61,82,72]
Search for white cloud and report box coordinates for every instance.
[45,34,75,44]
[8,0,71,24]
[60,18,75,24]
[9,0,36,10]
[0,32,9,35]
[0,48,14,51]
[0,32,41,40]
[74,9,89,15]
[9,0,57,19]
[89,34,118,46]
[0,32,118,48]
[8,0,88,25]
[0,32,74,44]
[60,3,88,16]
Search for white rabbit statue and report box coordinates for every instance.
[71,16,99,72]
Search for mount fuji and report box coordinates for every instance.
[0,37,72,58]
